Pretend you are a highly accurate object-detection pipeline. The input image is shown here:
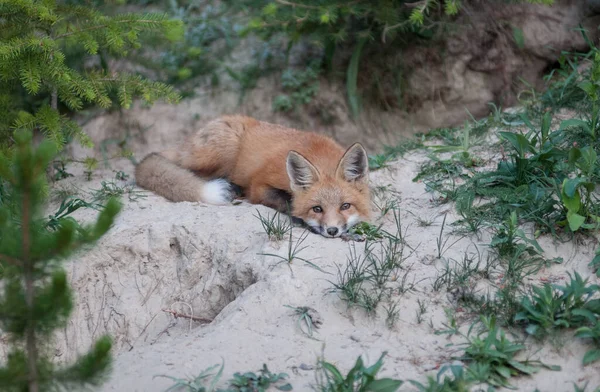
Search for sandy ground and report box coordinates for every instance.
[37,115,600,391]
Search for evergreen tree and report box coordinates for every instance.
[0,0,184,151]
[0,129,121,391]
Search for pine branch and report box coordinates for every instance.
[0,253,20,266]
[53,14,177,40]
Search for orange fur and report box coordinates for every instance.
[135,115,371,237]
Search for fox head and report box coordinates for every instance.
[286,143,371,238]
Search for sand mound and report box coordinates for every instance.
[45,136,599,391]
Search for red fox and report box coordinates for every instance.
[135,115,371,238]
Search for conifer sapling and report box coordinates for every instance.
[0,130,121,391]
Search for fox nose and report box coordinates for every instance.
[327,227,339,236]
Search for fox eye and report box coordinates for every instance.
[312,206,323,213]
[340,203,351,211]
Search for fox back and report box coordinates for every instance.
[135,115,371,238]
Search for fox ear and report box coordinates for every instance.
[336,143,369,183]
[287,151,320,192]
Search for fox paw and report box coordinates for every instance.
[340,232,366,242]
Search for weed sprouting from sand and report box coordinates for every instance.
[156,363,291,392]
[328,241,379,313]
[285,305,322,340]
[91,179,146,203]
[155,362,224,392]
[329,208,415,314]
[314,351,403,392]
[228,364,292,391]
[254,209,291,241]
[454,316,560,389]
[348,221,384,241]
[261,227,327,274]
[514,272,600,364]
[409,365,471,392]
[415,299,427,324]
[384,301,400,329]
[435,213,464,260]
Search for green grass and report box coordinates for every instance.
[314,351,402,392]
[328,208,414,314]
[455,316,560,389]
[254,209,291,241]
[407,47,600,245]
[155,363,291,392]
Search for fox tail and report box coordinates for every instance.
[135,153,233,204]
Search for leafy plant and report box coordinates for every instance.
[314,351,402,392]
[559,172,599,232]
[156,362,225,392]
[515,272,600,339]
[456,316,560,389]
[0,130,121,391]
[284,305,322,339]
[429,122,478,165]
[156,363,291,392]
[575,321,600,365]
[91,180,147,203]
[590,246,600,277]
[348,222,383,242]
[228,364,292,392]
[409,365,472,392]
[273,60,320,112]
[490,211,544,258]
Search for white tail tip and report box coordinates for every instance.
[201,179,233,205]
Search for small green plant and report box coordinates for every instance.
[329,217,412,314]
[416,299,427,324]
[575,321,600,365]
[435,214,463,260]
[228,364,292,392]
[571,382,600,392]
[559,50,600,141]
[261,228,325,273]
[254,210,291,241]
[273,60,320,112]
[429,122,479,165]
[91,180,147,203]
[432,250,482,300]
[409,365,472,392]
[456,316,560,389]
[489,211,544,259]
[590,246,600,277]
[284,305,322,339]
[46,196,101,231]
[156,363,291,392]
[435,308,460,336]
[329,242,381,314]
[515,272,600,340]
[314,351,402,392]
[51,160,74,181]
[348,222,383,242]
[368,154,392,171]
[384,301,400,329]
[560,174,599,232]
[156,362,224,392]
